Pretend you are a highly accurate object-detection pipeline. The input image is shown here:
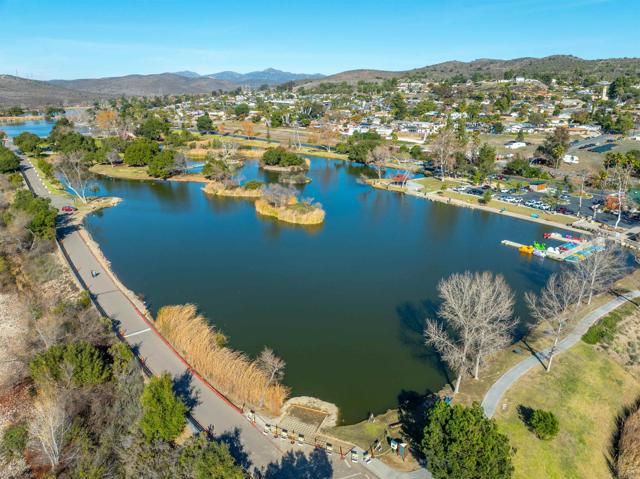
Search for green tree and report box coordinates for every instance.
[390,92,408,120]
[536,127,569,168]
[196,114,214,133]
[422,401,514,479]
[136,117,170,140]
[0,145,20,173]
[477,143,496,178]
[123,138,160,166]
[528,409,559,440]
[13,131,41,154]
[177,433,244,479]
[147,149,178,179]
[140,373,187,443]
[261,147,305,168]
[234,103,250,118]
[9,189,57,239]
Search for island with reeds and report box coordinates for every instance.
[255,184,325,225]
[202,179,264,198]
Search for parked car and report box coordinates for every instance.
[60,206,77,213]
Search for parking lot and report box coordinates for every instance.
[449,184,640,230]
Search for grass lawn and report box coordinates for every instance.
[413,177,467,193]
[30,157,72,199]
[90,164,154,181]
[495,342,640,479]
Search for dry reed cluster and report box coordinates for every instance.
[255,199,325,225]
[618,406,640,479]
[155,304,289,415]
[202,181,263,198]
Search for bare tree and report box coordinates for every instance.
[525,272,580,371]
[257,347,286,407]
[607,159,633,229]
[575,240,625,305]
[262,184,296,208]
[30,389,73,470]
[106,149,121,167]
[425,271,515,393]
[368,145,390,179]
[56,151,96,204]
[431,128,456,181]
[469,272,516,379]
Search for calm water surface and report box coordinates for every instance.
[2,119,55,138]
[85,158,560,423]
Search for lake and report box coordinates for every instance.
[1,119,55,138]
[85,158,560,423]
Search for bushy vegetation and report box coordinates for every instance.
[13,131,41,154]
[582,304,633,345]
[6,189,57,239]
[528,409,559,440]
[1,424,28,461]
[261,146,305,168]
[30,341,112,386]
[336,131,383,163]
[422,401,514,479]
[147,149,180,179]
[124,138,160,166]
[504,156,548,179]
[140,373,187,443]
[0,144,20,173]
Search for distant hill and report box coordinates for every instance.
[49,73,236,96]
[206,68,325,86]
[300,55,640,87]
[0,75,103,107]
[173,70,201,78]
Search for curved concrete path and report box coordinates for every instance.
[482,290,640,417]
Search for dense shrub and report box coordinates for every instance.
[0,145,20,173]
[36,157,54,178]
[1,423,28,461]
[529,409,559,440]
[10,189,57,239]
[123,138,160,166]
[30,341,112,386]
[140,373,187,443]
[13,131,41,154]
[243,180,263,190]
[261,146,305,168]
[582,306,631,344]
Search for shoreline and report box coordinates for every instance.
[371,180,591,235]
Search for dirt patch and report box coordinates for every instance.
[0,293,28,388]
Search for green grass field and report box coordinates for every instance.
[495,343,640,479]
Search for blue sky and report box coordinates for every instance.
[0,0,637,80]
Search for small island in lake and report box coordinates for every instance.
[260,146,310,173]
[255,184,325,225]
[202,179,264,198]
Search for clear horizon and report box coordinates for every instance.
[1,0,638,80]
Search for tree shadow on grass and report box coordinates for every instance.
[255,448,333,479]
[214,427,252,471]
[172,369,200,410]
[517,405,534,429]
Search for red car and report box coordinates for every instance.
[60,206,77,213]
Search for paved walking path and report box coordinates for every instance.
[482,290,640,417]
[10,141,433,478]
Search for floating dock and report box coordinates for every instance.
[502,233,603,262]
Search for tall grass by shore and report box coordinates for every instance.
[155,304,289,415]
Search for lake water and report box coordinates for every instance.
[1,119,55,138]
[85,158,561,423]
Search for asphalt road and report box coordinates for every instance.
[11,142,413,479]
